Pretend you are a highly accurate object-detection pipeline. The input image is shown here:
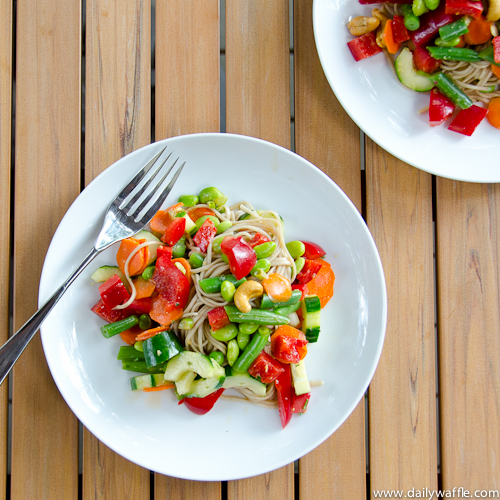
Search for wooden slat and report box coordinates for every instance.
[293,1,366,498]
[154,0,220,495]
[83,1,151,498]
[366,142,437,498]
[225,1,292,497]
[436,181,500,490]
[0,1,12,498]
[12,1,81,499]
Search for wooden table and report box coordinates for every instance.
[1,1,499,498]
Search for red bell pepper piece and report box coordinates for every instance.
[207,306,231,331]
[429,88,455,126]
[161,217,186,246]
[183,388,225,415]
[291,283,307,300]
[445,0,483,19]
[247,233,271,248]
[291,392,311,415]
[193,219,217,253]
[410,5,457,46]
[98,274,131,311]
[272,335,308,364]
[91,299,125,323]
[296,259,322,284]
[448,104,488,136]
[248,352,285,384]
[151,254,190,308]
[494,37,500,64]
[220,236,257,280]
[413,46,441,74]
[301,241,326,260]
[275,363,292,428]
[156,245,172,260]
[392,15,410,43]
[359,0,412,4]
[347,32,383,62]
[123,298,152,315]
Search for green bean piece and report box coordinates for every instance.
[195,215,220,229]
[221,280,236,302]
[207,201,216,209]
[199,187,228,207]
[211,323,239,342]
[179,318,194,330]
[117,345,145,361]
[101,315,139,338]
[232,333,270,373]
[209,351,226,365]
[238,322,260,335]
[178,194,199,207]
[121,360,165,374]
[227,339,240,367]
[221,254,229,264]
[258,326,271,336]
[261,289,302,309]
[401,4,420,31]
[412,0,429,17]
[138,314,152,330]
[216,221,232,235]
[142,265,155,281]
[427,46,481,63]
[286,240,305,259]
[224,306,290,325]
[172,236,187,258]
[254,241,277,260]
[189,252,205,269]
[295,257,305,274]
[237,332,251,350]
[438,18,468,42]
[423,0,439,10]
[433,73,473,109]
[212,235,225,253]
[435,36,461,47]
[250,259,271,279]
[274,302,301,317]
[134,340,144,352]
[478,46,500,67]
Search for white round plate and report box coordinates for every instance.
[39,133,387,481]
[313,0,500,183]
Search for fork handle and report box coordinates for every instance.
[0,247,100,386]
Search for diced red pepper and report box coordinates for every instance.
[123,298,152,316]
[98,274,131,311]
[392,15,410,43]
[448,105,488,136]
[410,5,457,46]
[445,0,483,19]
[207,306,231,331]
[359,0,412,4]
[494,37,500,64]
[183,388,225,415]
[429,88,455,126]
[247,233,271,248]
[275,363,292,428]
[291,283,307,300]
[161,217,186,246]
[220,236,257,281]
[291,392,311,415]
[248,352,285,384]
[193,219,217,253]
[413,46,441,74]
[272,335,308,364]
[156,245,172,260]
[301,241,326,260]
[91,299,125,323]
[347,32,383,62]
[296,259,322,285]
[151,254,190,308]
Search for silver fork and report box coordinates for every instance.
[0,145,185,386]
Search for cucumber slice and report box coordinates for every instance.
[185,376,226,398]
[143,331,185,368]
[164,351,225,382]
[301,297,321,343]
[91,266,127,284]
[395,47,434,92]
[302,295,321,314]
[175,371,197,395]
[130,373,167,391]
[135,230,162,264]
[222,372,267,396]
[180,214,197,236]
[291,360,311,396]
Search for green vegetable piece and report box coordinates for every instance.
[207,201,216,209]
[198,187,228,207]
[195,215,219,230]
[401,4,420,31]
[254,241,277,260]
[435,36,461,47]
[227,339,240,367]
[250,259,271,279]
[221,254,229,264]
[423,0,439,10]
[178,194,199,207]
[211,322,239,342]
[179,318,194,330]
[224,305,290,325]
[427,46,481,63]
[274,302,301,317]
[138,314,152,330]
[121,360,165,374]
[117,345,145,361]
[260,289,302,309]
[286,240,305,259]
[172,236,187,258]
[412,0,429,17]
[433,73,473,109]
[134,340,144,352]
[478,46,500,67]
[295,257,305,274]
[212,235,225,253]
[237,332,251,350]
[232,333,270,373]
[142,265,155,281]
[101,315,139,338]
[142,330,185,368]
[199,274,246,294]
[208,351,225,365]
[189,252,205,269]
[258,326,270,336]
[438,18,468,42]
[221,280,236,302]
[238,322,260,335]
[216,221,232,235]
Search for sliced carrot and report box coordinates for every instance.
[136,325,169,341]
[262,273,292,303]
[304,260,335,308]
[150,203,184,233]
[143,384,175,392]
[491,64,500,79]
[120,325,142,345]
[149,295,184,326]
[187,207,215,222]
[172,258,192,285]
[487,97,500,128]
[133,276,156,299]
[464,16,492,45]
[116,238,148,276]
[383,20,399,55]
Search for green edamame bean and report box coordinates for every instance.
[216,221,233,235]
[198,187,228,207]
[250,259,271,278]
[212,235,225,253]
[286,240,305,259]
[138,314,152,330]
[221,280,236,302]
[208,351,226,365]
[254,241,277,259]
[172,236,186,258]
[178,194,199,207]
[258,326,271,336]
[412,0,428,17]
[142,265,155,281]
[424,0,439,10]
[189,252,205,269]
[227,339,240,367]
[196,215,219,229]
[179,318,194,330]
[295,257,305,274]
[211,323,239,342]
[237,332,250,350]
[435,36,461,47]
[221,254,229,264]
[239,322,259,335]
[134,340,144,352]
